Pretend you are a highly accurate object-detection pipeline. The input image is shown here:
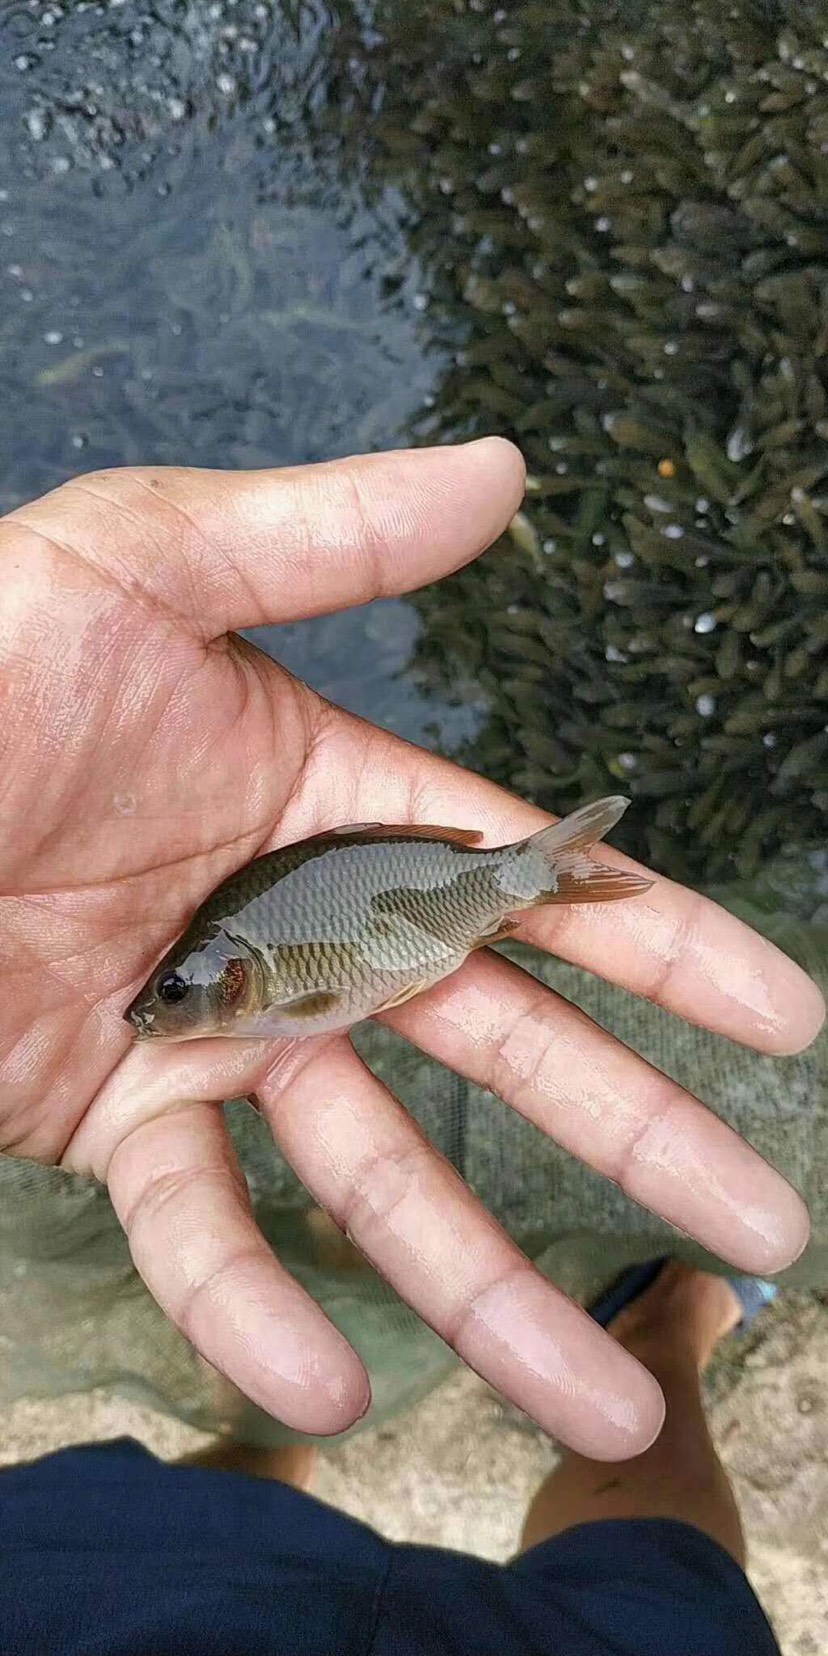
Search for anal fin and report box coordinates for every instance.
[281,990,343,1019]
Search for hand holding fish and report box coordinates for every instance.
[0,441,823,1459]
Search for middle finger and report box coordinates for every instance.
[256,1039,666,1460]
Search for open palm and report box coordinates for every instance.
[1,441,823,1460]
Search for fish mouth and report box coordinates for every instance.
[124,997,198,1042]
[124,996,157,1039]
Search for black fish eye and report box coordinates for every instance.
[157,971,189,1005]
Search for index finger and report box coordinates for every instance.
[66,1035,371,1436]
[105,1102,371,1436]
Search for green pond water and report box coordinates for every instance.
[1,0,825,886]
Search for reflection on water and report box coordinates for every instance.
[0,0,461,742]
[1,0,825,884]
[251,601,488,746]
[0,5,442,481]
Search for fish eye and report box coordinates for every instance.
[157,970,189,1005]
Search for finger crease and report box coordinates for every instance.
[443,1261,533,1351]
[335,1140,437,1241]
[176,1244,267,1342]
[643,894,702,1010]
[331,470,389,602]
[612,1088,685,1192]
[118,1159,247,1237]
[490,991,560,1102]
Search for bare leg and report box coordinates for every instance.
[178,1440,317,1490]
[520,1264,747,1566]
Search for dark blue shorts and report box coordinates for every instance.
[0,1438,780,1655]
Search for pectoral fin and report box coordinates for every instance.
[281,990,343,1019]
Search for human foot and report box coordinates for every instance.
[605,1262,752,1374]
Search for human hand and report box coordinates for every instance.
[1,441,823,1459]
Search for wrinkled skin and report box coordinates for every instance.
[0,441,823,1460]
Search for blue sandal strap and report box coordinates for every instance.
[588,1258,778,1335]
[727,1275,778,1333]
[588,1258,669,1329]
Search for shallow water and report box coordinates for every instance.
[0,0,476,746]
[1,0,825,883]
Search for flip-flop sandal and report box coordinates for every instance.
[588,1256,778,1335]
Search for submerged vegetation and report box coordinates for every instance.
[329,0,828,882]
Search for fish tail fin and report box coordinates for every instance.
[524,795,654,904]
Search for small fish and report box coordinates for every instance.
[125,796,652,1042]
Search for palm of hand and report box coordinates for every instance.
[0,445,823,1460]
[1,515,310,1159]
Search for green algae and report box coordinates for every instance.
[326,0,828,883]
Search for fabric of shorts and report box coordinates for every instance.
[0,1437,781,1655]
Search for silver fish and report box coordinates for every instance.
[125,795,651,1041]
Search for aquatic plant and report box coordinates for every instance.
[332,0,828,882]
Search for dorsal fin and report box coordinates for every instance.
[317,822,483,846]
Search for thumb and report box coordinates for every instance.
[6,441,525,639]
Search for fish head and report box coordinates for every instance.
[125,929,263,1041]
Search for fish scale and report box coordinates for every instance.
[252,841,501,1001]
[126,797,652,1042]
